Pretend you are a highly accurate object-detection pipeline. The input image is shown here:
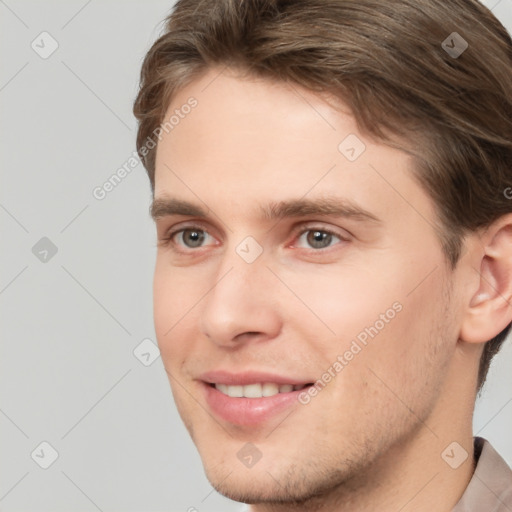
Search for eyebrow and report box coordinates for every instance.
[150,196,381,224]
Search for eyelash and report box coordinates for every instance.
[159,223,349,253]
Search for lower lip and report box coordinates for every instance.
[202,382,307,426]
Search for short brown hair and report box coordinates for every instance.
[133,0,512,390]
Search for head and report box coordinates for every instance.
[134,0,512,505]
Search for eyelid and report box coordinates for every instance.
[289,222,351,241]
[160,218,215,237]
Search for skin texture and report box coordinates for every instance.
[151,67,511,511]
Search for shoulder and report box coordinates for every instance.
[452,437,512,512]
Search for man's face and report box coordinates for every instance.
[152,67,464,503]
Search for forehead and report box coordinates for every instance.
[156,68,346,178]
[153,67,432,227]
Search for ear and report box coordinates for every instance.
[460,214,512,344]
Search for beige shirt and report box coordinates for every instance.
[452,437,512,511]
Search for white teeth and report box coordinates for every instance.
[214,382,300,398]
[226,385,243,397]
[216,383,228,394]
[262,383,279,397]
[244,383,264,398]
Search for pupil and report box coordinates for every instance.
[308,230,331,248]
[184,229,204,247]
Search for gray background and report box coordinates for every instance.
[1,1,511,511]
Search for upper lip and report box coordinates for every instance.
[198,370,312,386]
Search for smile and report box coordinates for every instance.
[213,382,310,398]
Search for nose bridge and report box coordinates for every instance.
[212,233,268,297]
[199,236,281,345]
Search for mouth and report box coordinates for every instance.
[198,371,315,425]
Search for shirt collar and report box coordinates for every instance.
[452,437,512,511]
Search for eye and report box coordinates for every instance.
[294,228,346,250]
[167,227,216,249]
[160,224,348,253]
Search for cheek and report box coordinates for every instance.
[351,269,455,407]
[278,262,403,347]
[153,270,198,421]
[281,255,452,379]
[152,263,202,363]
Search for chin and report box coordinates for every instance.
[205,468,304,505]
[199,447,358,507]
[206,467,357,508]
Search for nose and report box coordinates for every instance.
[199,248,282,348]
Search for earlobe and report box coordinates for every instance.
[460,216,512,344]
